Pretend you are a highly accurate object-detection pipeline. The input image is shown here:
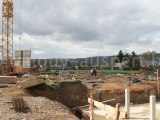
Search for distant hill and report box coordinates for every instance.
[31,55,117,69]
[31,53,160,69]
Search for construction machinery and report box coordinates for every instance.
[1,0,31,75]
[1,0,14,74]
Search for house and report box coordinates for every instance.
[140,60,160,68]
[113,60,128,69]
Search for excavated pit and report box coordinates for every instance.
[25,80,158,119]
[26,82,157,108]
[27,82,89,108]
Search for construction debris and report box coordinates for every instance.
[12,97,28,111]
[0,76,19,84]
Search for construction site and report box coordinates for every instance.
[0,0,160,120]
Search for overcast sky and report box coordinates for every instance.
[1,0,160,58]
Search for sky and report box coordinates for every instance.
[1,0,160,58]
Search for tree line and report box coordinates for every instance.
[116,50,140,68]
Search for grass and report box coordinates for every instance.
[45,79,81,88]
[60,79,81,83]
[60,79,81,86]
[45,81,58,89]
[99,70,139,74]
[48,69,139,74]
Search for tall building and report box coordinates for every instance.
[14,50,31,68]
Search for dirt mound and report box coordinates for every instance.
[101,83,153,94]
[106,76,128,83]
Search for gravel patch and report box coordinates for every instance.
[0,97,79,120]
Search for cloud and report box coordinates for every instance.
[33,50,46,55]
[1,0,160,58]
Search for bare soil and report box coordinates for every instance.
[0,74,159,119]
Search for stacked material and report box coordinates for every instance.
[0,76,19,84]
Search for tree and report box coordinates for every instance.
[124,53,131,66]
[67,60,71,68]
[115,50,140,69]
[117,50,124,63]
[131,51,140,68]
[132,51,136,57]
[142,51,156,61]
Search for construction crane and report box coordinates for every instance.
[1,0,14,74]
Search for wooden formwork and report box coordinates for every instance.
[88,98,127,120]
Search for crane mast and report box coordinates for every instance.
[2,0,13,73]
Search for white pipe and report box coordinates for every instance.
[150,95,156,120]
[157,69,159,98]
[125,89,130,118]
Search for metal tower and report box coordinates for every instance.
[2,0,13,73]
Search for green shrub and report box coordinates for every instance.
[60,79,81,83]
[59,79,81,86]
[45,81,58,90]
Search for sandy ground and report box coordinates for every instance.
[128,102,160,119]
